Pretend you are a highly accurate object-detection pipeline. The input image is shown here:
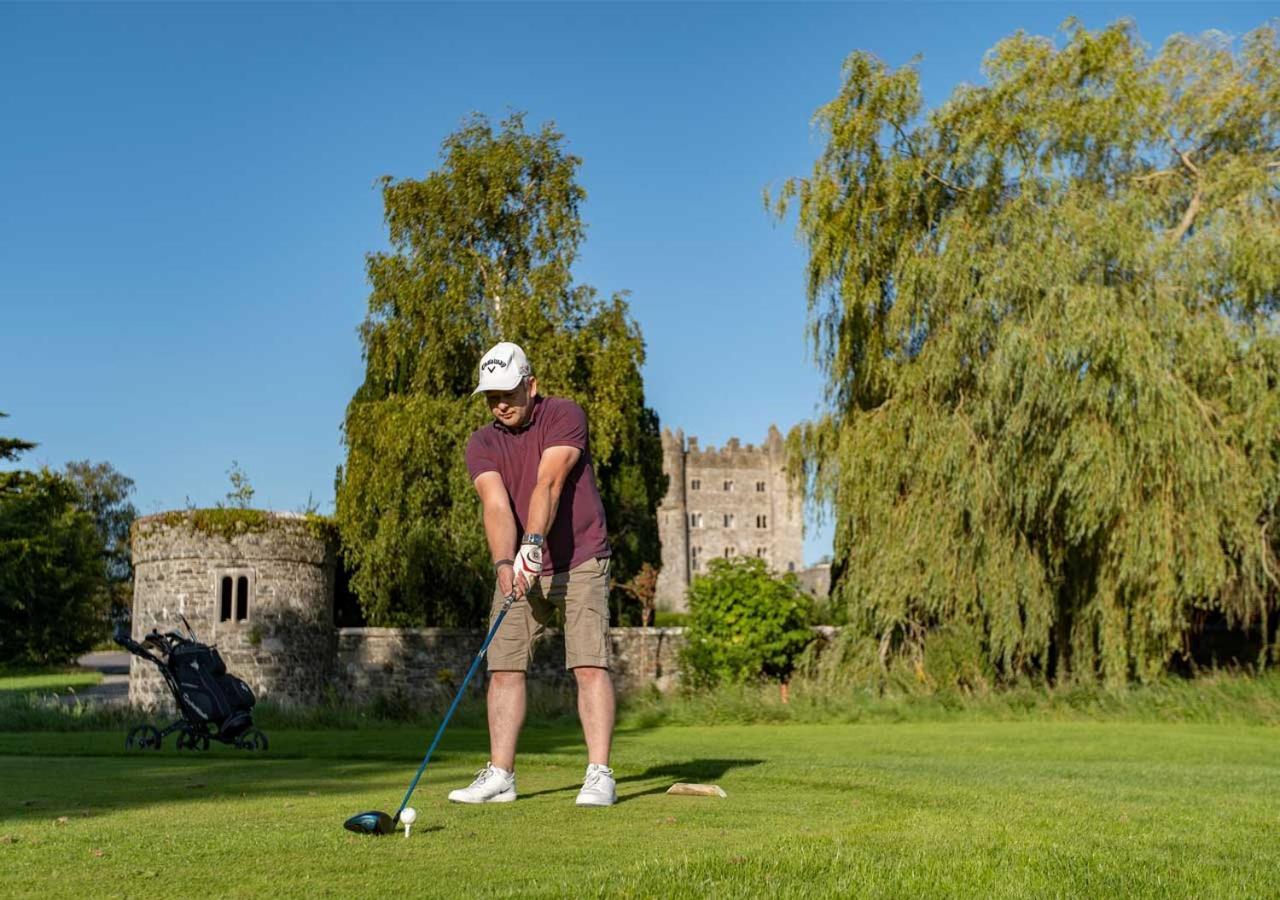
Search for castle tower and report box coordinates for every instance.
[655,425,805,613]
[128,510,337,709]
[655,427,689,613]
[765,425,804,575]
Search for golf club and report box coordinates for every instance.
[344,591,516,836]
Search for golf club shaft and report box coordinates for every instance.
[394,592,516,818]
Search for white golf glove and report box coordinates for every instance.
[513,541,543,596]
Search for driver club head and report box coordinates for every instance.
[343,810,396,836]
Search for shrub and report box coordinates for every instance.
[681,557,813,687]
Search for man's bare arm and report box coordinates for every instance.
[474,471,518,596]
[523,446,582,540]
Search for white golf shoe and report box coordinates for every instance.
[575,763,616,807]
[448,763,517,804]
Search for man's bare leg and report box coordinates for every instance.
[572,666,615,766]
[487,670,526,771]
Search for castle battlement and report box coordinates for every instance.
[660,426,785,468]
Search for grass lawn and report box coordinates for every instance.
[2,719,1277,898]
[0,670,103,696]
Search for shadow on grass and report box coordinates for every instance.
[520,758,764,803]
[0,718,625,823]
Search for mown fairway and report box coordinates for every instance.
[2,721,1277,898]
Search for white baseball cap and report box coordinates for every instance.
[472,341,532,394]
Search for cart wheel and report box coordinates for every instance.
[176,731,210,752]
[235,729,269,752]
[126,724,162,751]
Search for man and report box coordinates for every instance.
[449,340,617,807]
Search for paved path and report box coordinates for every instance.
[68,650,130,706]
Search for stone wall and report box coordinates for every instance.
[337,627,688,702]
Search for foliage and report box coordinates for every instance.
[62,460,137,617]
[0,458,111,664]
[616,561,659,626]
[336,113,665,627]
[222,460,255,509]
[920,621,996,693]
[770,20,1280,683]
[621,664,1280,728]
[152,508,272,542]
[653,610,690,627]
[0,412,35,468]
[681,557,813,686]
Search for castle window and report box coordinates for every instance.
[756,514,768,528]
[756,547,767,558]
[756,481,766,492]
[691,546,701,571]
[689,512,703,528]
[724,547,736,558]
[723,513,734,528]
[788,562,796,572]
[215,570,254,623]
[690,479,701,491]
[723,480,734,492]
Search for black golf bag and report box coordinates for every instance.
[115,616,268,752]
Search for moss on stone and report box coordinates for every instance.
[140,508,274,543]
[130,508,339,556]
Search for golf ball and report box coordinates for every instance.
[401,807,417,825]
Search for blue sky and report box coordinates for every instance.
[1,2,1272,564]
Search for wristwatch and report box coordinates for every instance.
[522,533,544,547]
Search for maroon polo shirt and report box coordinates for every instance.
[465,395,611,574]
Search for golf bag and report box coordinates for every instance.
[114,616,268,752]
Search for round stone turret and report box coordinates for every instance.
[128,509,337,709]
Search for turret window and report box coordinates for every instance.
[756,481,766,492]
[690,479,701,491]
[756,515,768,528]
[216,570,254,623]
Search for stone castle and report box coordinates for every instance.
[656,425,805,612]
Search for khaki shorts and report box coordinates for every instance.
[487,556,612,672]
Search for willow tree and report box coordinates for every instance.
[772,21,1280,683]
[336,113,664,627]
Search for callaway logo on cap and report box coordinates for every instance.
[472,341,532,394]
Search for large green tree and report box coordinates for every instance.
[0,416,111,664]
[336,114,664,627]
[63,460,137,616]
[772,21,1280,683]
[63,460,137,583]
